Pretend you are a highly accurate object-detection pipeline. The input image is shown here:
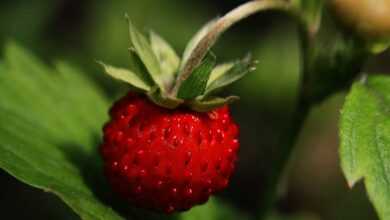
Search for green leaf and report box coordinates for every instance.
[205,55,254,95]
[188,96,239,112]
[340,75,390,220]
[0,42,124,220]
[368,38,390,54]
[177,52,216,99]
[150,31,180,84]
[126,16,166,91]
[179,198,251,220]
[266,212,320,220]
[180,19,217,71]
[98,62,151,91]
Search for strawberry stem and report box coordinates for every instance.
[170,0,292,96]
[257,93,311,219]
[256,6,324,217]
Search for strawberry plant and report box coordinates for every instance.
[0,0,389,219]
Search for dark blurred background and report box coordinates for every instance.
[1,0,389,219]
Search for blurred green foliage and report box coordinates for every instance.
[0,0,387,219]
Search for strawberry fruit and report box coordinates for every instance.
[101,93,239,213]
[100,16,254,213]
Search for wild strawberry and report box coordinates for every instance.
[99,17,254,213]
[329,0,390,39]
[101,93,239,213]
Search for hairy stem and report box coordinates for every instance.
[170,0,292,95]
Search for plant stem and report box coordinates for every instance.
[170,0,292,95]
[256,20,316,219]
[256,93,311,219]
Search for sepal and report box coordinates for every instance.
[187,96,239,112]
[177,52,216,99]
[98,61,151,91]
[205,54,255,95]
[150,31,180,85]
[126,15,166,91]
[207,62,235,86]
[147,87,183,109]
[180,18,218,71]
[128,48,155,86]
[101,18,254,112]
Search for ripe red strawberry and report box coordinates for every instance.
[99,17,254,213]
[101,93,239,213]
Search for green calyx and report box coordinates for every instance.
[99,15,255,112]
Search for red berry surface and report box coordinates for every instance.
[100,93,239,213]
